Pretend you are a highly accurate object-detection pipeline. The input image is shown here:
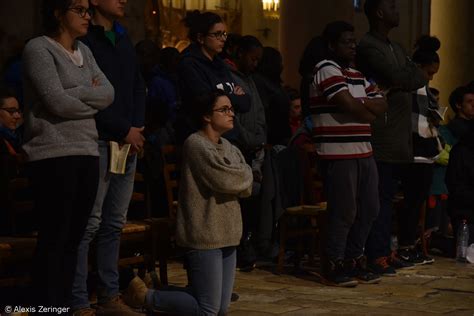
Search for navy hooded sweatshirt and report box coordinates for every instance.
[80,22,146,142]
[176,43,250,142]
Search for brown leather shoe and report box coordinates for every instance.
[96,295,144,315]
[122,276,149,309]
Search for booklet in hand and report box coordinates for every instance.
[109,141,131,174]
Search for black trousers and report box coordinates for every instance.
[398,163,434,248]
[321,157,380,261]
[29,156,99,307]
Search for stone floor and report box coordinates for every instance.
[165,257,474,315]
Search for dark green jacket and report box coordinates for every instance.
[357,31,427,163]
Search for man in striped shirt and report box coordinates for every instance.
[309,21,387,286]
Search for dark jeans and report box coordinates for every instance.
[321,157,380,260]
[398,163,434,247]
[365,162,397,260]
[29,156,99,307]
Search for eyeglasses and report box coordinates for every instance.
[213,106,234,115]
[68,6,93,18]
[0,107,22,115]
[207,31,228,40]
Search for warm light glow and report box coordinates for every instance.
[262,0,279,12]
[262,0,279,19]
[152,10,157,15]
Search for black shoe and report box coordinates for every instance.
[345,256,382,284]
[324,259,358,287]
[398,248,424,265]
[231,292,239,302]
[368,256,397,277]
[418,252,435,265]
[389,251,415,269]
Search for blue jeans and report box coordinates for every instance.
[71,142,137,309]
[146,247,236,316]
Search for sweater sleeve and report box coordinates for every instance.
[22,40,98,119]
[62,45,114,110]
[186,138,253,195]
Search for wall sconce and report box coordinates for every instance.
[262,0,279,19]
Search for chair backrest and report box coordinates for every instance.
[161,145,181,219]
[129,170,153,219]
[299,143,324,204]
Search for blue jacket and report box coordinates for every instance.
[148,66,178,123]
[80,22,146,141]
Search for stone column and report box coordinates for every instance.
[430,0,474,118]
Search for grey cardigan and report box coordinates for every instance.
[22,36,114,161]
[176,133,253,249]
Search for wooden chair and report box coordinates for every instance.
[0,236,36,287]
[276,144,328,274]
[161,145,181,219]
[0,176,37,287]
[119,169,176,284]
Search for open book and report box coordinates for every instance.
[428,106,448,121]
[109,141,131,174]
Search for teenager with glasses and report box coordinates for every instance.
[175,10,250,144]
[21,0,114,307]
[123,90,253,315]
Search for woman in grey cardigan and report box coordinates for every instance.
[21,0,113,307]
[124,90,253,315]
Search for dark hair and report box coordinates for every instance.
[192,90,228,128]
[236,35,262,57]
[429,87,439,97]
[135,39,161,82]
[412,36,440,66]
[322,21,354,46]
[160,47,180,72]
[449,85,474,113]
[41,0,74,35]
[257,47,283,83]
[221,33,241,60]
[183,10,223,43]
[285,87,300,101]
[0,84,17,107]
[299,35,327,77]
[364,0,384,22]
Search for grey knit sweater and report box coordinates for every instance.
[22,36,114,161]
[176,132,253,249]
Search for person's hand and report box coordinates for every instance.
[124,127,145,151]
[234,85,245,96]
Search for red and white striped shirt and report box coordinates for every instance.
[309,59,381,159]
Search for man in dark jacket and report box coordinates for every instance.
[71,0,145,314]
[357,0,428,275]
